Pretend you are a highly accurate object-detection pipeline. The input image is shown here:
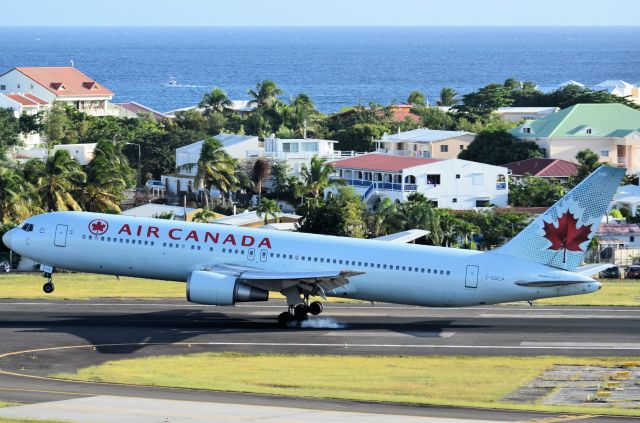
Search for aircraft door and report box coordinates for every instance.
[465,265,479,288]
[54,224,68,247]
[247,248,255,261]
[260,249,268,262]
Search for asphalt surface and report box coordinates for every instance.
[0,298,638,422]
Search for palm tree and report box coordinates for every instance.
[368,198,399,237]
[82,140,134,213]
[256,198,281,225]
[437,87,459,107]
[299,155,345,200]
[33,150,86,212]
[192,206,217,223]
[252,158,271,198]
[199,87,232,115]
[248,80,284,109]
[179,138,238,207]
[0,165,38,224]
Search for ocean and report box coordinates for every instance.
[1,26,639,113]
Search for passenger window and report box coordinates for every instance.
[314,257,318,262]
[339,260,343,264]
[402,266,406,271]
[270,253,274,257]
[383,264,387,269]
[408,267,412,272]
[396,265,400,270]
[440,270,444,275]
[119,239,123,243]
[421,268,425,273]
[446,270,450,275]
[333,259,337,263]
[197,246,201,251]
[126,239,129,244]
[415,268,419,272]
[144,241,148,246]
[151,242,155,246]
[209,247,213,252]
[82,235,86,239]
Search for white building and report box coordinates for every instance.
[375,128,475,160]
[252,135,359,175]
[494,107,559,122]
[8,143,97,166]
[329,153,508,209]
[0,67,118,116]
[162,134,261,195]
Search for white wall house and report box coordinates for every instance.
[8,143,97,165]
[162,133,261,195]
[0,93,49,151]
[494,107,559,122]
[375,128,475,160]
[329,153,508,209]
[254,135,359,175]
[0,67,118,116]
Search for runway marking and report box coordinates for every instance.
[0,386,93,398]
[523,415,595,422]
[481,313,640,319]
[325,331,456,338]
[521,342,640,348]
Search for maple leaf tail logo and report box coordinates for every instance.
[543,210,592,263]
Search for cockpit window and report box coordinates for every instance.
[21,223,34,232]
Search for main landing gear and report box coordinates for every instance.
[277,297,324,327]
[41,265,55,294]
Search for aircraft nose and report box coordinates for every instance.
[2,230,13,249]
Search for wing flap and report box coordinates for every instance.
[201,264,363,297]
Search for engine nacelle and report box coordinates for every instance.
[187,271,269,305]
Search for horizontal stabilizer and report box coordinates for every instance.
[515,280,594,287]
[576,263,614,277]
[373,229,429,243]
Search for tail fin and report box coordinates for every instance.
[495,166,625,271]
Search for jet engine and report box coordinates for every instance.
[187,271,269,305]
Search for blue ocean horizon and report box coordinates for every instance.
[1,26,639,113]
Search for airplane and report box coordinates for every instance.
[2,166,623,326]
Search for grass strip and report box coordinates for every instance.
[52,353,640,416]
[0,273,637,306]
[537,280,639,306]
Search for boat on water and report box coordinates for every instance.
[165,76,181,87]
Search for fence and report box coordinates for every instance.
[584,245,640,267]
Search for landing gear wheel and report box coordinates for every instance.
[277,312,292,327]
[308,301,323,316]
[293,304,308,321]
[43,282,54,294]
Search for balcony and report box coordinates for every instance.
[246,150,366,160]
[344,180,413,192]
[375,149,431,158]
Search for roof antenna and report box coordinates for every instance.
[70,59,74,68]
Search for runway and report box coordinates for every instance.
[0,298,638,422]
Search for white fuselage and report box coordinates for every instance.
[3,211,600,307]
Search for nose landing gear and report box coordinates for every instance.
[40,265,55,294]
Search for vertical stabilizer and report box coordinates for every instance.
[494,166,625,271]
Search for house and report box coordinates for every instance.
[375,128,475,159]
[256,135,359,175]
[512,103,640,174]
[115,102,168,122]
[494,107,558,122]
[212,210,301,228]
[0,67,118,116]
[121,204,202,221]
[329,153,508,209]
[162,133,261,195]
[0,93,49,118]
[388,104,421,123]
[8,143,97,165]
[503,158,578,183]
[592,80,640,104]
[164,99,256,118]
[597,224,640,248]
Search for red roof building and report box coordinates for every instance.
[389,104,421,123]
[0,67,117,116]
[331,153,440,171]
[116,102,168,122]
[503,158,578,181]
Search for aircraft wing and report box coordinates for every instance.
[373,229,429,243]
[200,264,363,298]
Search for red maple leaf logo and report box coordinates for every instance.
[543,210,592,262]
[88,219,109,235]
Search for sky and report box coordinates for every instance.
[3,0,640,27]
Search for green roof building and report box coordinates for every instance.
[511,103,640,174]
